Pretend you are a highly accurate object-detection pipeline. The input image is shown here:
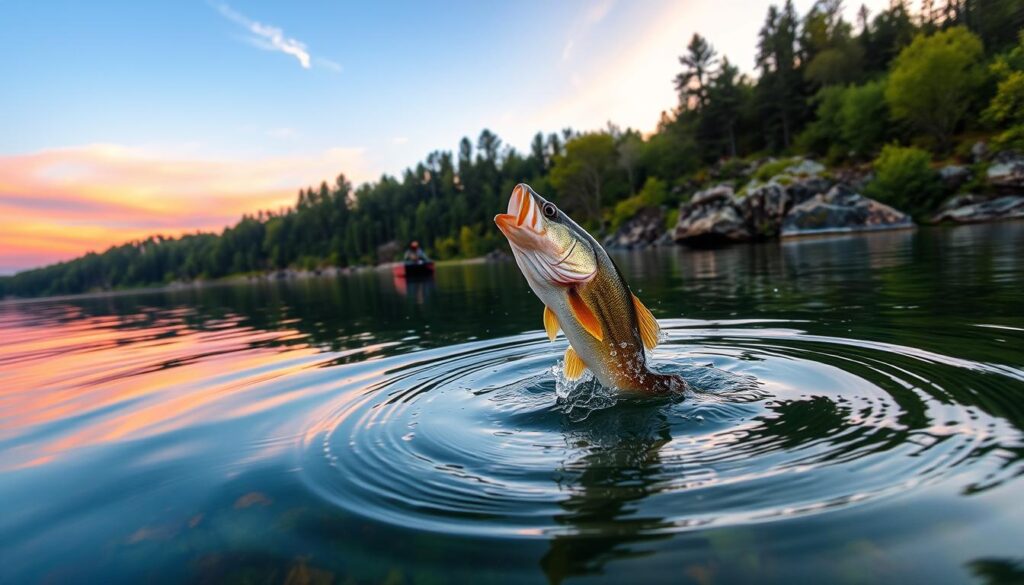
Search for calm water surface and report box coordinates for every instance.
[2,224,1023,584]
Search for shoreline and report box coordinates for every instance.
[3,220,1020,304]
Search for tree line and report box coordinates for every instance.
[3,0,1022,298]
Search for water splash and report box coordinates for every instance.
[298,320,1024,537]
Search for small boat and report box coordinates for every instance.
[392,261,435,279]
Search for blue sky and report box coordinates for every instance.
[0,0,889,272]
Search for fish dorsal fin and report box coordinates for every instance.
[564,346,586,380]
[632,293,660,350]
[568,288,603,342]
[543,306,560,341]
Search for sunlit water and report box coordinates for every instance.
[2,224,1023,584]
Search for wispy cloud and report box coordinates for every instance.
[0,144,371,272]
[213,3,339,72]
[562,0,616,62]
[316,57,343,73]
[391,136,409,145]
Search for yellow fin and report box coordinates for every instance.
[543,306,560,341]
[568,288,603,342]
[564,346,586,380]
[632,293,660,350]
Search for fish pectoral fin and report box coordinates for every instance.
[568,288,603,342]
[543,306,560,341]
[632,293,660,350]
[563,346,587,380]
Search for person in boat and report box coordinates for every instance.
[403,241,430,264]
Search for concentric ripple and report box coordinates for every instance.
[298,319,1024,537]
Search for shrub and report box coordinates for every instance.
[865,145,942,216]
[983,71,1024,150]
[610,177,668,230]
[840,80,889,159]
[885,27,985,151]
[754,157,799,181]
[799,80,890,162]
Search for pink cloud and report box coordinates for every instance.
[0,144,369,273]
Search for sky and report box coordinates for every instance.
[0,0,891,274]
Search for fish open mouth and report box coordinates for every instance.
[495,184,538,234]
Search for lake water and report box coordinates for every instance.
[2,223,1023,584]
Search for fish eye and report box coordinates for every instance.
[542,203,557,218]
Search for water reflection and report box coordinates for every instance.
[0,223,1022,583]
[542,407,674,584]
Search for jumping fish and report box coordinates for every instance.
[494,183,685,393]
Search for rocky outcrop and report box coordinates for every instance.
[604,206,667,249]
[930,195,1024,224]
[673,185,751,245]
[987,152,1024,191]
[780,186,914,237]
[735,183,791,238]
[780,175,834,206]
[672,171,837,244]
[938,165,971,191]
[784,158,826,177]
[485,248,511,262]
[971,141,988,163]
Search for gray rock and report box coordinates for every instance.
[971,141,988,163]
[938,165,971,191]
[690,184,735,206]
[987,152,1024,190]
[604,207,666,249]
[830,167,874,191]
[485,248,511,262]
[938,193,987,212]
[673,190,751,245]
[930,195,1024,224]
[784,175,834,205]
[784,158,826,177]
[780,185,914,237]
[735,183,791,238]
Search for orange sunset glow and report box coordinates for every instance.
[0,144,369,273]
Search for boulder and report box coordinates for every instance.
[780,185,914,237]
[783,175,834,205]
[938,193,988,211]
[735,183,791,238]
[604,206,666,249]
[673,186,751,245]
[830,167,874,192]
[930,195,1024,224]
[690,184,735,205]
[971,141,988,163]
[938,165,971,191]
[987,152,1024,191]
[485,248,511,262]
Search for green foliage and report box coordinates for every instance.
[665,208,680,232]
[796,86,847,157]
[802,0,864,87]
[984,71,1024,149]
[3,2,1018,298]
[433,236,457,260]
[840,80,889,158]
[549,132,623,232]
[800,80,888,162]
[458,226,478,258]
[754,157,800,181]
[610,178,667,230]
[983,34,1024,149]
[865,145,942,217]
[885,27,985,150]
[675,34,717,110]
